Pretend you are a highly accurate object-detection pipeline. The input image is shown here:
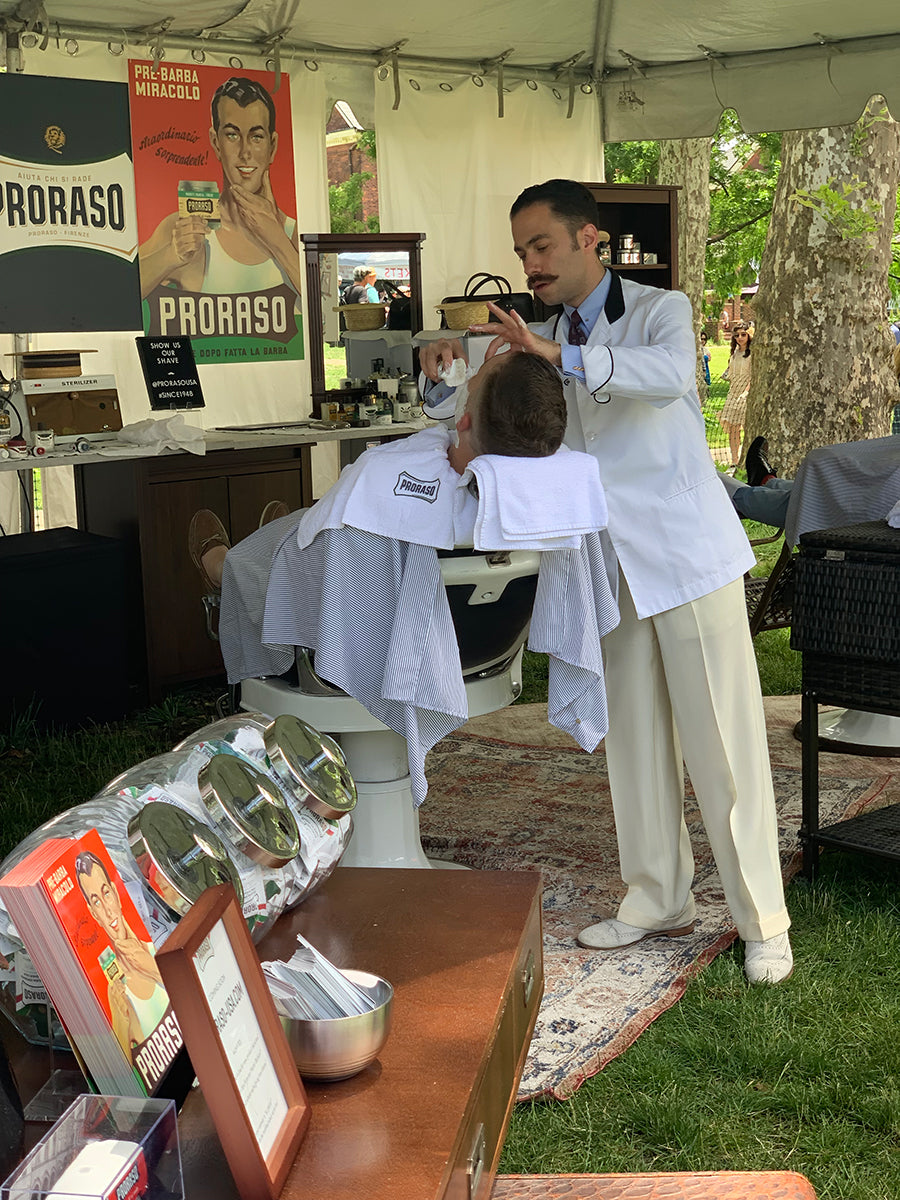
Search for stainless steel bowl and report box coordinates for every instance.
[279,969,393,1081]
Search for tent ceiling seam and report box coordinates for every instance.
[600,29,900,84]
[8,17,899,94]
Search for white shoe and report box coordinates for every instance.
[744,932,793,984]
[577,913,695,950]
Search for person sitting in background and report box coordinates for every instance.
[344,266,379,304]
[719,436,793,528]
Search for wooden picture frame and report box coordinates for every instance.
[156,885,309,1200]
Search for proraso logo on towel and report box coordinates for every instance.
[394,472,440,503]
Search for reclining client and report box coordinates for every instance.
[189,350,619,804]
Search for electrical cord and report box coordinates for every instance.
[5,396,24,439]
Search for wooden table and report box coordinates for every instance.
[8,868,543,1200]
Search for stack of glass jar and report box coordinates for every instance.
[0,713,356,1045]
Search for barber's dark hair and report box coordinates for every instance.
[74,850,112,903]
[211,77,276,133]
[472,354,567,458]
[510,179,599,243]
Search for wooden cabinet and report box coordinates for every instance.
[5,870,543,1200]
[74,444,313,698]
[584,181,680,291]
[531,181,680,324]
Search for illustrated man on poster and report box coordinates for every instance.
[74,850,171,1064]
[138,76,301,301]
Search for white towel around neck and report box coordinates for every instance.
[294,426,476,550]
[467,446,608,550]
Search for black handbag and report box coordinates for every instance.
[439,273,534,328]
[384,279,412,330]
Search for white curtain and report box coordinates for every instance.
[375,73,604,322]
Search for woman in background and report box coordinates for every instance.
[719,322,752,468]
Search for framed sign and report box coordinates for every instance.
[156,885,309,1200]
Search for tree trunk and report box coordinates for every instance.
[747,105,900,476]
[658,137,712,401]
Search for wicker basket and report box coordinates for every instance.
[335,304,385,331]
[435,300,490,329]
[792,521,900,662]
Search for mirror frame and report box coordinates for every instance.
[301,232,425,414]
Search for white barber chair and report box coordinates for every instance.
[239,548,541,868]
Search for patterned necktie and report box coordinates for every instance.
[568,308,588,346]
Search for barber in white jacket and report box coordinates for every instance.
[421,179,792,984]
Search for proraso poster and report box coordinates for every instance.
[0,73,140,333]
[128,60,303,364]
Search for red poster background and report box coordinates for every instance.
[128,59,303,361]
[41,828,156,1030]
[128,59,297,242]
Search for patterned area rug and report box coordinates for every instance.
[419,731,886,1102]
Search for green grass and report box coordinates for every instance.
[324,341,346,389]
[502,853,900,1200]
[0,687,224,863]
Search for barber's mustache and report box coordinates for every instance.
[527,274,557,289]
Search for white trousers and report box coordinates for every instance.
[602,573,790,942]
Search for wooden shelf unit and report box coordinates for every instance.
[584,181,680,291]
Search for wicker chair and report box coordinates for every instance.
[744,527,796,637]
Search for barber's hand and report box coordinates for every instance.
[420,338,467,382]
[171,215,209,265]
[469,303,562,367]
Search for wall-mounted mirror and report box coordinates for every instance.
[301,232,425,416]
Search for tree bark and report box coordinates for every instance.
[658,138,712,401]
[747,105,900,476]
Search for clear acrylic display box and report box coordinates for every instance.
[1,1093,183,1200]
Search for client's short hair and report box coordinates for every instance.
[471,354,567,458]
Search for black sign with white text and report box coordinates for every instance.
[136,335,205,410]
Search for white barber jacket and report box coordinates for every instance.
[544,272,754,618]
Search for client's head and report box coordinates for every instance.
[458,352,567,461]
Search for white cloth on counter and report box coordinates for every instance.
[467,447,608,550]
[887,499,900,529]
[107,414,206,456]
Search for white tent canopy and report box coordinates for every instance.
[1,0,897,137]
